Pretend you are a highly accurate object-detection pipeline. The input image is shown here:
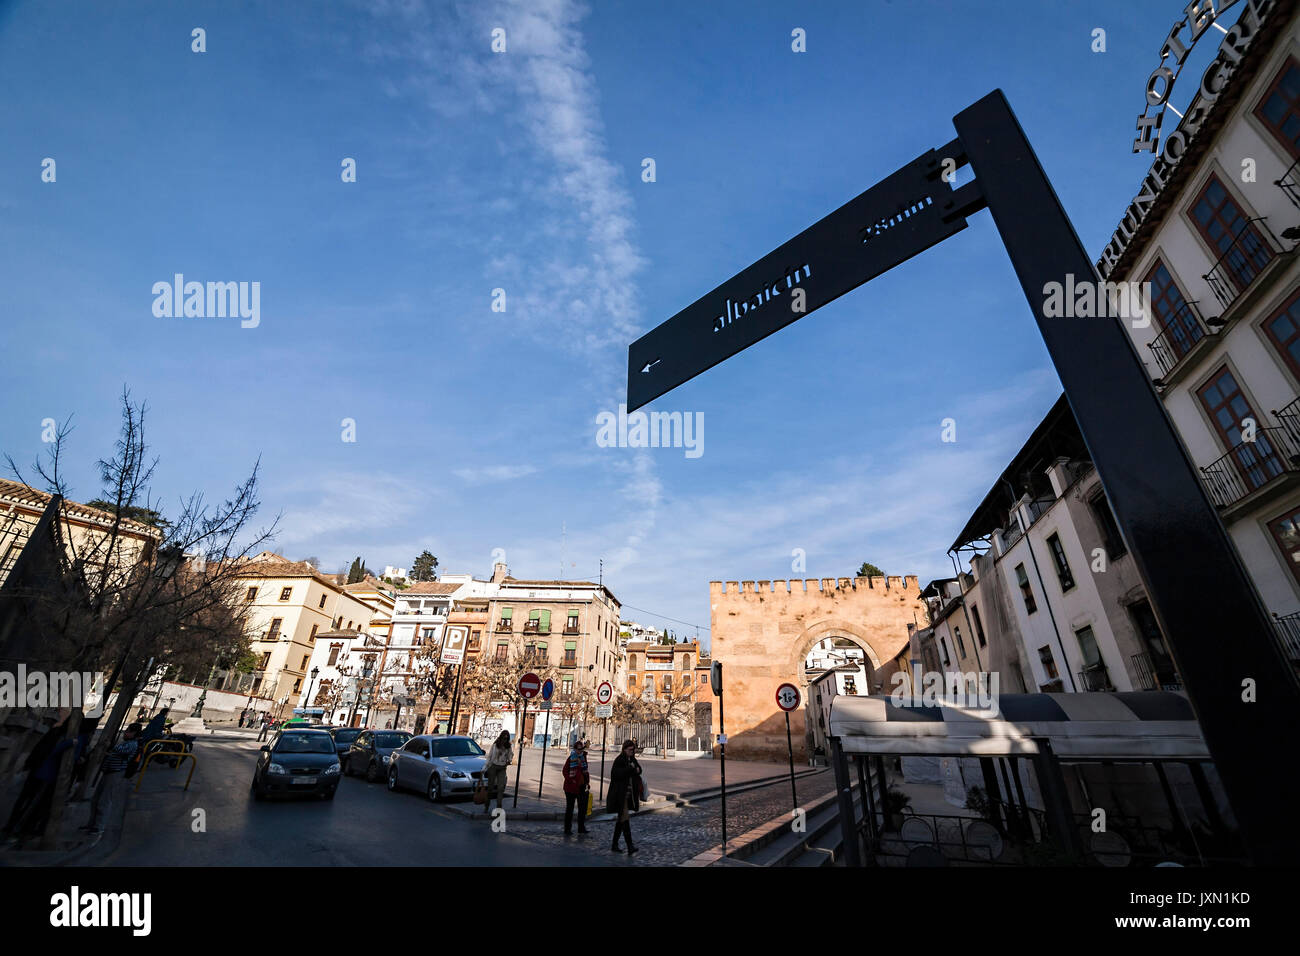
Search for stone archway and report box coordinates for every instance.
[785,618,890,694]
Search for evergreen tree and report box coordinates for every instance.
[858,561,885,578]
[411,550,439,582]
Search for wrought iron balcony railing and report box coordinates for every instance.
[1199,425,1300,509]
[1076,661,1114,692]
[1272,395,1300,448]
[1272,611,1300,664]
[1147,300,1210,378]
[1277,157,1300,210]
[1203,217,1279,309]
[1130,652,1158,691]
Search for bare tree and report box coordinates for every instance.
[2,389,275,845]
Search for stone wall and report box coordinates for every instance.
[709,575,924,762]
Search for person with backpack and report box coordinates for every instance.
[561,740,590,836]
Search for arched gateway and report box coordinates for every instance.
[708,576,924,762]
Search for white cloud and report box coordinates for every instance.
[453,464,539,482]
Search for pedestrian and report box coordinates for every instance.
[606,739,643,855]
[482,730,513,816]
[239,709,248,728]
[11,717,89,839]
[2,711,73,837]
[84,722,141,833]
[561,740,590,836]
[257,713,270,742]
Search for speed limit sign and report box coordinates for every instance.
[596,681,613,705]
[775,683,801,712]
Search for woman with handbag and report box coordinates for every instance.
[481,730,513,816]
[605,739,643,855]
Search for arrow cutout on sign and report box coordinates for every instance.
[641,358,661,374]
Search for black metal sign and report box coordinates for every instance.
[626,151,968,411]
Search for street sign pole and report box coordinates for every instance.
[513,699,527,809]
[628,89,1300,865]
[776,683,801,815]
[713,662,726,858]
[599,718,608,802]
[785,712,797,813]
[537,707,552,799]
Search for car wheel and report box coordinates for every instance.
[387,764,399,792]
[367,760,379,783]
[251,777,264,801]
[427,774,441,802]
[341,756,350,777]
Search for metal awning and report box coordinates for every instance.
[828,692,1208,760]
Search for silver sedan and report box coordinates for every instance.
[387,734,488,801]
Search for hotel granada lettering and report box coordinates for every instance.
[1099,0,1280,278]
[712,264,811,333]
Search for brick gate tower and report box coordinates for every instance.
[708,575,924,762]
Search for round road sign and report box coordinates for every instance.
[541,678,555,701]
[518,672,541,699]
[776,683,801,712]
[596,681,613,705]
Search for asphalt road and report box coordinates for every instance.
[100,731,603,866]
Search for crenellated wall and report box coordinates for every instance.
[708,574,924,762]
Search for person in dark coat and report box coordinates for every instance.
[2,713,72,836]
[605,739,643,855]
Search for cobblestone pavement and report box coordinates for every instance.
[501,770,836,866]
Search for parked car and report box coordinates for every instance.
[344,729,412,782]
[250,729,341,801]
[387,734,487,801]
[329,727,363,760]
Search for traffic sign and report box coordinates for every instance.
[518,672,541,699]
[596,681,613,705]
[539,700,552,711]
[541,678,555,702]
[775,683,801,712]
[595,703,613,719]
[440,625,468,664]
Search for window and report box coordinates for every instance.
[1254,56,1300,156]
[1268,505,1300,586]
[292,678,302,693]
[538,609,551,634]
[268,618,283,641]
[700,674,708,685]
[682,654,690,670]
[245,586,257,602]
[561,677,572,696]
[328,644,341,666]
[1189,175,1273,294]
[335,616,342,628]
[954,626,966,659]
[1037,646,1059,680]
[1014,564,1037,614]
[536,641,548,660]
[564,641,577,665]
[1262,287,1300,381]
[1046,534,1075,591]
[629,676,637,692]
[470,629,481,649]
[629,653,637,669]
[970,604,987,647]
[495,641,508,662]
[347,620,353,630]
[499,607,513,628]
[1089,491,1128,561]
[310,624,319,640]
[843,675,857,696]
[1076,626,1105,685]
[259,652,271,669]
[567,609,579,631]
[1144,260,1203,361]
[422,627,435,643]
[280,587,292,601]
[300,654,310,670]
[939,637,950,667]
[664,674,672,693]
[1197,366,1284,491]
[319,594,327,609]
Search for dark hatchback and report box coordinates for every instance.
[344,729,412,783]
[251,729,342,800]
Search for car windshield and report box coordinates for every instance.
[374,732,410,748]
[430,738,485,758]
[276,733,335,754]
[333,730,361,742]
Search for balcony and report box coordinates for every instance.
[1273,396,1300,447]
[1129,652,1182,692]
[1272,611,1300,665]
[1146,300,1212,382]
[1198,425,1300,514]
[563,624,580,635]
[1276,157,1300,210]
[1203,217,1280,310]
[1076,661,1114,692]
[497,619,512,631]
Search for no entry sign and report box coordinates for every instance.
[596,681,613,705]
[518,673,541,699]
[776,683,801,712]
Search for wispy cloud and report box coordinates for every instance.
[453,464,539,482]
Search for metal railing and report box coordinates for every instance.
[1076,661,1114,692]
[1273,395,1300,447]
[1277,157,1300,209]
[1199,425,1300,509]
[1147,301,1209,377]
[1203,217,1278,309]
[1272,611,1300,663]
[1130,652,1158,691]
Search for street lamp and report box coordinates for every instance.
[305,666,320,714]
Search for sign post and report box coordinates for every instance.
[537,678,555,798]
[596,681,613,801]
[711,661,726,857]
[513,672,540,808]
[776,683,802,814]
[627,89,1300,865]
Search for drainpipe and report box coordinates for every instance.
[1005,479,1077,692]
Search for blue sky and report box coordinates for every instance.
[0,0,1221,646]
